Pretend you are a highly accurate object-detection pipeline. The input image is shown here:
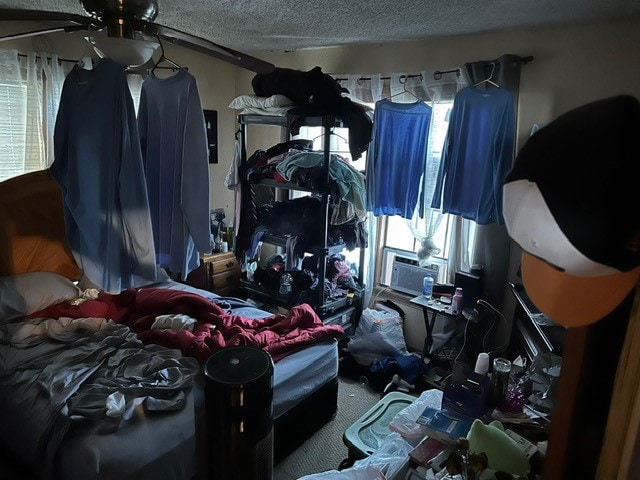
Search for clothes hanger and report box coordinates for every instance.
[387,75,421,101]
[311,129,348,144]
[151,37,183,75]
[75,41,96,71]
[473,62,499,88]
[331,130,349,143]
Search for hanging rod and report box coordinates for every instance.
[433,68,460,80]
[333,73,423,84]
[18,52,77,63]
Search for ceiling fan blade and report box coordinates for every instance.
[0,9,99,42]
[0,25,91,43]
[141,22,275,74]
[0,9,96,25]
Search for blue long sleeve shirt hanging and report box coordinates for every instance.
[138,69,212,280]
[366,99,433,219]
[431,86,516,225]
[51,58,158,294]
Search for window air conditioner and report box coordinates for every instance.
[390,256,439,297]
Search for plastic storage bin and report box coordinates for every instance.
[343,391,416,462]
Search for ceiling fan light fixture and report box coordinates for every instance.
[81,0,159,41]
[80,0,159,23]
[87,35,159,67]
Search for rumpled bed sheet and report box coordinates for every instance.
[0,317,199,479]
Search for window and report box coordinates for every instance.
[0,56,43,181]
[0,51,144,183]
[292,98,472,286]
[380,100,460,284]
[291,125,365,270]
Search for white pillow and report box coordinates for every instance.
[239,106,294,117]
[228,94,294,110]
[0,272,82,322]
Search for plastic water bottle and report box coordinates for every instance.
[452,287,464,315]
[422,274,434,299]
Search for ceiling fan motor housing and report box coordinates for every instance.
[81,0,158,38]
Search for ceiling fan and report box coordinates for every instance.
[0,0,275,73]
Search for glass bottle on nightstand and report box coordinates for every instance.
[452,287,464,315]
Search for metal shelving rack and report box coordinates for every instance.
[237,113,364,323]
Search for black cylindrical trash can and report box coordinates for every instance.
[204,346,274,480]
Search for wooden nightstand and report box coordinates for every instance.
[186,252,241,297]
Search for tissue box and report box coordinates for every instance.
[442,364,489,419]
[416,406,474,444]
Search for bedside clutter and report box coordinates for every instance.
[304,384,547,480]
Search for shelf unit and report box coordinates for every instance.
[236,113,364,326]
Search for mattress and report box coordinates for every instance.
[53,343,338,480]
[57,388,202,480]
[159,280,339,417]
[273,340,339,418]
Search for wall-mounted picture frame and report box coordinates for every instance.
[203,109,218,164]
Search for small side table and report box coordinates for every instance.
[185,252,241,296]
[410,296,469,364]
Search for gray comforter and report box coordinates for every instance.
[0,316,199,479]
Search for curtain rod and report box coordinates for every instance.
[336,55,534,83]
[333,73,422,83]
[18,52,77,63]
[16,52,178,73]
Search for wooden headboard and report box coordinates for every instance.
[0,170,80,279]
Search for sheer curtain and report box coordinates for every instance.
[40,53,71,167]
[334,73,383,306]
[399,68,470,276]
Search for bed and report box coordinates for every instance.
[0,170,342,479]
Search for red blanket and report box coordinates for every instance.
[30,288,344,363]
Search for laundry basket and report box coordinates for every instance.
[342,391,416,464]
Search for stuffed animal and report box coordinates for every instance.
[466,420,530,476]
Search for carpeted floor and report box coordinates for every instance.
[274,377,381,480]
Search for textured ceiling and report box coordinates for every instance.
[1,0,640,53]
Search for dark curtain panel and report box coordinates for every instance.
[465,54,525,308]
[465,53,524,106]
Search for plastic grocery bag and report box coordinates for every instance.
[388,389,444,440]
[351,432,413,479]
[297,466,385,480]
[299,433,413,480]
[346,307,408,364]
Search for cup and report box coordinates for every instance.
[474,352,490,375]
[489,358,511,409]
[226,227,234,249]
